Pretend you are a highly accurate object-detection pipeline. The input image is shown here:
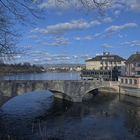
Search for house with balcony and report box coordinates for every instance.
[119,52,140,89]
[81,52,126,81]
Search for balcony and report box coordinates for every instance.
[135,67,140,71]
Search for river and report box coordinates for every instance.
[0,72,140,140]
[0,72,81,80]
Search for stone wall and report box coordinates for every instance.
[120,86,140,98]
[0,80,119,102]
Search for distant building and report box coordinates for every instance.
[45,64,86,72]
[86,52,126,74]
[81,52,126,81]
[119,52,140,89]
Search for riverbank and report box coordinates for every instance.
[0,63,44,74]
[120,86,140,98]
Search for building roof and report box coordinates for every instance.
[86,53,126,62]
[126,52,140,64]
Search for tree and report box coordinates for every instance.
[0,6,15,62]
[55,0,111,11]
[0,0,42,62]
[0,0,111,63]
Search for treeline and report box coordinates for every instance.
[0,63,45,74]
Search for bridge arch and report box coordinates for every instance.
[82,86,118,101]
[85,86,118,95]
[47,89,73,102]
[0,80,119,102]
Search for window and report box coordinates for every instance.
[137,71,140,75]
[134,79,137,85]
[100,72,103,75]
[121,79,123,83]
[105,61,108,65]
[104,72,107,75]
[118,61,121,64]
[129,79,132,84]
[136,63,140,67]
[91,72,94,75]
[105,66,108,70]
[125,79,128,84]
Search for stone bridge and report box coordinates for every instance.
[0,80,119,102]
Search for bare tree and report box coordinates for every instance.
[55,0,111,11]
[0,0,111,63]
[0,6,14,62]
[0,0,43,63]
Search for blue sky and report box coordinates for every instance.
[13,0,140,64]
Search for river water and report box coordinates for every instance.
[0,72,140,140]
[0,72,81,80]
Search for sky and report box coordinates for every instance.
[13,0,140,64]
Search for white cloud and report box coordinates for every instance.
[122,40,140,47]
[101,17,112,23]
[101,43,112,48]
[39,0,70,9]
[43,37,70,46]
[73,22,137,41]
[28,34,38,39]
[114,10,121,16]
[13,49,91,64]
[105,23,137,33]
[112,0,140,12]
[73,22,138,42]
[39,0,110,10]
[74,35,94,41]
[92,23,137,38]
[39,0,140,13]
[32,19,101,35]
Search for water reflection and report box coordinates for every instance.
[0,91,140,140]
[1,91,54,119]
[0,72,81,80]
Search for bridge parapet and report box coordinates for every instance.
[0,80,119,102]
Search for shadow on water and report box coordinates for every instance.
[0,91,72,140]
[82,89,117,105]
[0,90,140,140]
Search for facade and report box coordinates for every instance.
[119,52,140,89]
[125,52,140,77]
[119,76,140,88]
[81,69,119,81]
[81,52,126,81]
[86,52,126,75]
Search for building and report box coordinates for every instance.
[119,76,140,88]
[81,69,119,81]
[81,52,126,81]
[119,52,140,89]
[125,52,140,76]
[86,52,126,73]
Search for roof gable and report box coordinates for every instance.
[126,53,140,63]
[86,54,126,62]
